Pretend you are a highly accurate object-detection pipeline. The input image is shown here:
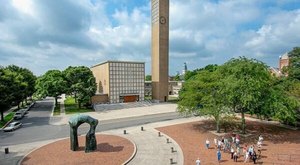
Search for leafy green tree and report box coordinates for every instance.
[6,65,29,108]
[178,66,229,133]
[220,57,272,134]
[287,47,300,80]
[35,70,67,105]
[63,66,96,108]
[184,64,218,81]
[145,75,152,81]
[6,65,36,105]
[0,67,14,121]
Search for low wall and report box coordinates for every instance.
[91,94,108,104]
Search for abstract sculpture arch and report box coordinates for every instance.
[68,114,99,153]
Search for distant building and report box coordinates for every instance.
[269,67,281,77]
[91,61,145,104]
[279,52,290,72]
[145,80,184,97]
[182,62,187,75]
[269,52,290,77]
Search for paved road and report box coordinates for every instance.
[0,98,182,146]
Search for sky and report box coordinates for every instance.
[1,0,300,76]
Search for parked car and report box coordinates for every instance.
[14,109,27,119]
[3,121,22,132]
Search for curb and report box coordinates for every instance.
[1,117,14,130]
[17,137,67,165]
[122,136,137,165]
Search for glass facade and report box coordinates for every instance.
[109,62,145,103]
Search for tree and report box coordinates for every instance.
[6,65,36,105]
[220,57,273,134]
[287,47,300,80]
[0,67,13,121]
[145,75,152,81]
[178,66,228,133]
[184,64,218,81]
[35,70,67,105]
[63,66,96,108]
[6,65,28,108]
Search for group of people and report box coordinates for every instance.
[197,134,264,164]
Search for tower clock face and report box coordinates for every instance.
[159,16,166,24]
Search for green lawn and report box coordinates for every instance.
[0,112,15,128]
[53,104,61,116]
[64,97,94,114]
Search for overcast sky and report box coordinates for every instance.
[1,0,300,76]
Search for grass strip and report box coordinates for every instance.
[53,104,61,116]
[64,97,93,114]
[0,112,15,128]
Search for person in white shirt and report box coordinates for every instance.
[217,139,222,149]
[244,151,249,163]
[214,138,217,148]
[196,157,201,165]
[205,139,210,149]
[258,135,263,142]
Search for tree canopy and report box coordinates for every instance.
[0,65,36,121]
[35,70,67,105]
[287,47,300,80]
[178,57,300,134]
[178,66,229,132]
[63,66,97,108]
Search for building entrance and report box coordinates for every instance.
[120,95,139,103]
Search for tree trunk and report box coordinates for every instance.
[18,103,20,109]
[78,101,81,109]
[0,110,4,121]
[74,93,77,103]
[25,98,28,105]
[21,101,24,107]
[241,111,246,134]
[55,97,58,106]
[216,118,220,133]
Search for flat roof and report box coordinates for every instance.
[91,60,145,68]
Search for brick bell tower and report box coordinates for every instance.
[151,0,169,102]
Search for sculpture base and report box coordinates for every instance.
[21,134,135,165]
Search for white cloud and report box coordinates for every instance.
[244,9,300,59]
[0,0,300,75]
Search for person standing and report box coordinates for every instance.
[237,146,241,157]
[218,139,222,149]
[196,157,201,165]
[217,149,222,163]
[214,137,218,148]
[252,151,257,164]
[244,151,249,163]
[233,151,238,162]
[235,137,240,148]
[206,139,210,149]
[230,146,235,159]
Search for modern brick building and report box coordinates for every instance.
[91,61,145,104]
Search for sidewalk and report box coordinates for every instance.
[49,102,178,125]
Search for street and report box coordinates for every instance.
[0,98,182,146]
